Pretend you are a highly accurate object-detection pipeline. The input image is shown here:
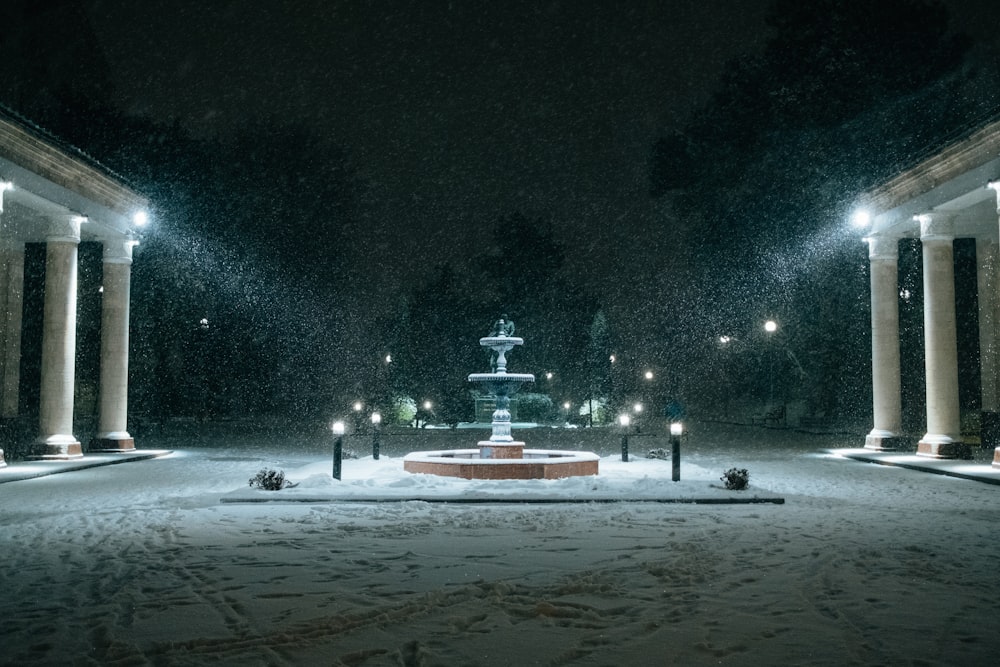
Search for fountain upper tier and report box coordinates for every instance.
[477,333,526,375]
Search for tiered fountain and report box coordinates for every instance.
[403,319,599,479]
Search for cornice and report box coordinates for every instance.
[0,116,147,217]
[867,118,1000,213]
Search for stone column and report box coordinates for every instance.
[990,186,1000,467]
[0,240,25,420]
[917,214,963,458]
[976,237,1000,449]
[33,215,83,459]
[0,186,16,466]
[93,237,135,451]
[865,234,905,450]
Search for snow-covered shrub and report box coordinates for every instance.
[516,393,554,422]
[249,468,287,491]
[392,396,417,425]
[578,398,611,425]
[647,448,669,460]
[721,467,749,490]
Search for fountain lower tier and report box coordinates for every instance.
[403,449,600,480]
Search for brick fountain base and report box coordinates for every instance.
[403,444,599,480]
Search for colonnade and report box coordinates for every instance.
[865,189,1000,463]
[0,210,136,459]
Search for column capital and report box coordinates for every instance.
[102,237,136,265]
[917,212,955,241]
[46,214,86,244]
[866,234,899,261]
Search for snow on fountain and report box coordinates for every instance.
[403,318,599,479]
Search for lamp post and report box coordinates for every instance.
[764,319,778,405]
[619,413,631,462]
[418,400,432,428]
[371,411,381,460]
[331,420,345,480]
[352,400,363,432]
[670,421,683,481]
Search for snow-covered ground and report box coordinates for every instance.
[1,422,998,666]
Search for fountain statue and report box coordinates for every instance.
[403,319,599,479]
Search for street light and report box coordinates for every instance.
[618,413,631,462]
[850,209,871,228]
[371,411,382,460]
[331,420,345,480]
[670,422,683,481]
[764,320,778,405]
[644,370,654,380]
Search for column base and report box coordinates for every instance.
[90,436,136,452]
[29,438,83,460]
[864,432,908,451]
[916,436,970,460]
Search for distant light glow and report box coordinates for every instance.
[764,320,777,333]
[719,335,732,345]
[133,210,149,226]
[670,422,683,436]
[385,354,392,363]
[423,400,432,410]
[331,420,345,435]
[618,414,631,427]
[609,354,616,363]
[545,372,553,380]
[563,401,570,410]
[850,209,871,228]
[644,370,654,380]
[353,401,363,412]
[371,412,381,425]
[633,402,643,413]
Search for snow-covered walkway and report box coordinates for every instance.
[1,423,997,666]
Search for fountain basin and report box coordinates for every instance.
[403,449,599,480]
[467,372,535,384]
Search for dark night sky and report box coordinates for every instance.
[84,0,775,295]
[83,0,998,304]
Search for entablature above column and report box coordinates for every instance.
[0,112,149,249]
[858,119,1000,243]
